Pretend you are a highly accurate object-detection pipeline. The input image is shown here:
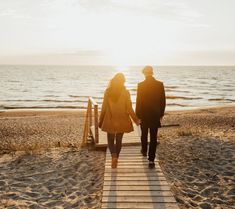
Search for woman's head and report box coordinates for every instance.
[110,73,125,87]
[107,73,126,102]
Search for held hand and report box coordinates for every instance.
[136,119,141,126]
[98,121,102,128]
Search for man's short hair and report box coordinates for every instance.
[142,66,153,76]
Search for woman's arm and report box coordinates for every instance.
[135,83,142,119]
[126,90,140,125]
[99,90,108,127]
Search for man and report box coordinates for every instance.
[136,66,166,168]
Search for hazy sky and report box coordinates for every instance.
[0,0,235,65]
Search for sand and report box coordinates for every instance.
[158,105,235,209]
[0,106,234,208]
[0,110,105,208]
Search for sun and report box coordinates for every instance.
[115,66,130,72]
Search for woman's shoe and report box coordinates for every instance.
[111,153,118,169]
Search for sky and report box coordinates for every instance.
[0,0,235,65]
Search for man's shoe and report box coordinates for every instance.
[148,161,155,169]
[141,150,147,157]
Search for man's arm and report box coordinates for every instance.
[160,83,166,118]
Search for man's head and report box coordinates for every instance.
[142,66,153,77]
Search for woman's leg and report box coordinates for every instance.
[115,133,124,158]
[108,133,118,168]
[107,133,115,155]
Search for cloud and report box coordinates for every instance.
[78,0,203,22]
[57,49,108,56]
[0,8,32,19]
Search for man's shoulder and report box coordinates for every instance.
[139,78,164,85]
[138,81,145,86]
[155,79,164,86]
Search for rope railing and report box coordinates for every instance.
[82,97,99,145]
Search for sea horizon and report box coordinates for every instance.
[1,65,234,111]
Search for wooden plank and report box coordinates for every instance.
[102,202,179,209]
[113,152,143,155]
[105,160,159,164]
[108,153,146,156]
[105,160,159,163]
[104,176,167,181]
[102,196,176,203]
[105,160,150,163]
[102,185,171,191]
[105,162,160,165]
[96,141,141,148]
[106,156,151,160]
[103,181,169,186]
[111,149,142,152]
[104,168,163,173]
[104,173,165,177]
[105,164,161,168]
[102,190,173,197]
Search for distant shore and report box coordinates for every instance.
[0,105,234,208]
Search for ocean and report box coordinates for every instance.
[0,65,234,111]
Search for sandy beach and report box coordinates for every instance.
[0,105,235,208]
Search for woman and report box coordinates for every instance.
[99,73,140,168]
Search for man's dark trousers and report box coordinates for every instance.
[141,123,158,161]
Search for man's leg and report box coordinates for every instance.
[141,124,148,155]
[149,127,158,162]
[116,133,124,158]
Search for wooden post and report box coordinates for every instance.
[82,101,90,145]
[82,97,100,146]
[94,104,99,144]
[88,99,92,136]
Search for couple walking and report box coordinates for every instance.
[99,66,166,169]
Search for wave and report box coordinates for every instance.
[208,98,235,102]
[165,86,179,89]
[44,95,60,97]
[69,95,101,99]
[165,89,191,93]
[2,105,87,110]
[130,86,181,92]
[166,96,202,100]
[167,103,191,107]
[7,80,19,83]
[2,99,88,103]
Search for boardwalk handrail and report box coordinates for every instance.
[82,97,99,145]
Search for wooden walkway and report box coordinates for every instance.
[101,146,179,209]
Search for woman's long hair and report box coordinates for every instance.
[107,73,126,102]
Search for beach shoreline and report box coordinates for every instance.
[0,105,234,208]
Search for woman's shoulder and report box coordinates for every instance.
[104,88,109,96]
[125,89,130,95]
[122,89,130,98]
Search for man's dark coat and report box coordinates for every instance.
[136,76,166,127]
